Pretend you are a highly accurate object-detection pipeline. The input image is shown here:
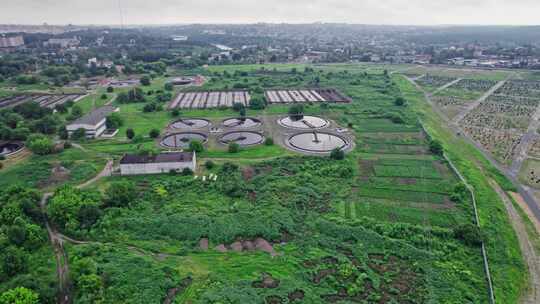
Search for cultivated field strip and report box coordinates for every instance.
[265,88,351,104]
[0,93,85,109]
[168,90,251,109]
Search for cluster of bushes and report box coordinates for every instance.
[0,186,56,302]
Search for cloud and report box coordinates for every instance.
[1,0,539,25]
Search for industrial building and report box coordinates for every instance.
[66,106,118,138]
[119,152,196,175]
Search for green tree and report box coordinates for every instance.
[0,287,39,304]
[395,97,406,106]
[288,104,304,120]
[164,83,173,91]
[25,134,54,155]
[106,86,114,93]
[149,129,160,138]
[70,105,83,119]
[106,113,124,129]
[105,181,136,208]
[429,139,444,156]
[189,140,204,153]
[228,142,240,153]
[71,128,86,140]
[330,148,345,160]
[140,75,151,86]
[126,128,135,140]
[1,246,28,279]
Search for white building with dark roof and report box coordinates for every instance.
[66,105,118,138]
[119,152,196,175]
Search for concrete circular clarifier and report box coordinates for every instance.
[160,132,208,149]
[278,115,329,130]
[169,118,211,130]
[222,117,262,128]
[219,131,265,146]
[288,132,349,153]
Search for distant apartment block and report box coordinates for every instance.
[0,35,24,48]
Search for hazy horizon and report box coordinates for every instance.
[2,0,540,26]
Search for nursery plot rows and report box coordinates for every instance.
[264,88,352,104]
[168,90,251,109]
[416,74,458,90]
[0,93,85,109]
[495,80,540,98]
[448,79,498,92]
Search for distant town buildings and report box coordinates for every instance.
[0,35,24,48]
[45,37,80,48]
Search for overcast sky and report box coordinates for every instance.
[2,0,540,25]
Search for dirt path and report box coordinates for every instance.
[432,78,462,95]
[40,159,113,304]
[490,181,540,304]
[452,78,509,124]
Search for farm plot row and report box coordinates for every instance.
[432,96,470,120]
[416,74,457,90]
[0,93,85,109]
[168,91,251,110]
[495,80,540,98]
[264,88,352,104]
[448,78,497,92]
[463,125,522,163]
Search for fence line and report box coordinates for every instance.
[420,123,496,304]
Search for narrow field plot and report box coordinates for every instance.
[518,158,540,190]
[350,201,463,227]
[416,74,458,91]
[373,164,442,179]
[356,187,449,204]
[463,126,522,164]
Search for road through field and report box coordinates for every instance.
[407,75,540,303]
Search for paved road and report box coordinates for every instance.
[452,78,508,124]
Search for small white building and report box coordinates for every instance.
[119,152,196,175]
[66,106,119,138]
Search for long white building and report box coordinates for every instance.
[119,152,196,175]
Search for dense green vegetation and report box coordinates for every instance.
[0,63,528,303]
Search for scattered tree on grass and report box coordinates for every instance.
[288,104,304,120]
[395,97,406,106]
[126,128,135,140]
[205,160,215,170]
[228,142,240,153]
[189,140,204,153]
[429,139,444,156]
[106,112,124,129]
[264,138,274,146]
[149,129,160,139]
[106,86,114,93]
[140,75,151,86]
[25,134,54,155]
[330,148,345,160]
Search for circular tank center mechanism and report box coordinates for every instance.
[170,118,210,130]
[278,115,329,130]
[222,117,262,128]
[219,131,265,146]
[160,132,208,149]
[288,132,349,153]
[0,142,24,156]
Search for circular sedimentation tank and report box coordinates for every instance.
[0,142,24,156]
[278,115,329,130]
[288,132,349,153]
[160,132,208,149]
[219,131,265,147]
[222,117,262,128]
[169,118,211,130]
